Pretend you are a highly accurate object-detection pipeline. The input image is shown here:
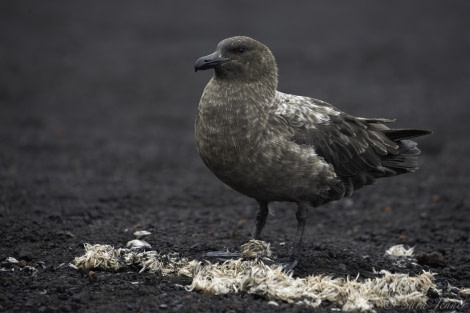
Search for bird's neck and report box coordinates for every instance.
[196,77,277,139]
[204,76,277,112]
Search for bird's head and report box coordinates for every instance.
[195,36,278,83]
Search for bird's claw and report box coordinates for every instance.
[260,256,299,272]
[206,250,240,260]
[282,259,298,272]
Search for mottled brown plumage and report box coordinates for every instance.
[194,36,431,269]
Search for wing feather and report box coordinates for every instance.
[275,93,400,179]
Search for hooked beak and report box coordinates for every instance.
[194,51,230,72]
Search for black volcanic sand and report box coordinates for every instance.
[1,1,469,312]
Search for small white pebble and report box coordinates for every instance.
[126,239,151,250]
[133,230,151,238]
[7,257,19,264]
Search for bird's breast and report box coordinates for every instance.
[195,103,263,168]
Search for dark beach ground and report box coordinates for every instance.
[1,1,469,312]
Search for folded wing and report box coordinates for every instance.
[275,93,431,195]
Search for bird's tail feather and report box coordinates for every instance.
[382,128,432,141]
[381,128,431,174]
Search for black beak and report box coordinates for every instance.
[194,51,230,72]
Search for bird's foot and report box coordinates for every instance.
[261,256,298,272]
[282,258,298,272]
[205,250,240,261]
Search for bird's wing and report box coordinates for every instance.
[274,92,398,177]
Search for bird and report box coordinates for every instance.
[194,36,431,270]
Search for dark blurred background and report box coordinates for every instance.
[1,0,469,217]
[1,3,470,311]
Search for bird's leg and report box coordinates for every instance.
[206,201,269,260]
[252,201,269,240]
[287,203,309,270]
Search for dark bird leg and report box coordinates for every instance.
[286,203,309,270]
[206,201,269,260]
[252,201,269,239]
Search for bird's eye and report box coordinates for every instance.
[235,47,245,53]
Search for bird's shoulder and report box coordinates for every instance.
[272,91,341,128]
